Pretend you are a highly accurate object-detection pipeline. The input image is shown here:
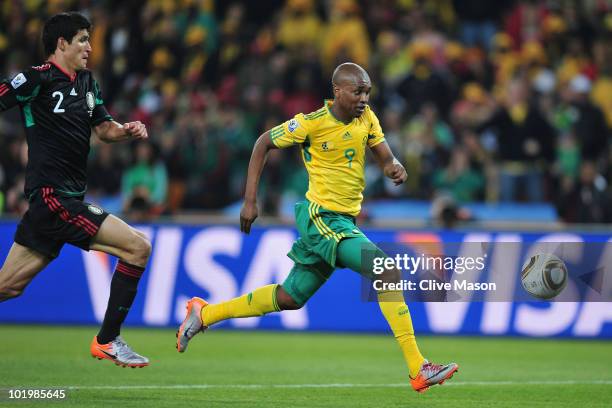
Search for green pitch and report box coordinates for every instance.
[0,325,610,407]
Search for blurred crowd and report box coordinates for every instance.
[0,0,611,223]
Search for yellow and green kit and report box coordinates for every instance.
[202,100,426,377]
[270,100,387,305]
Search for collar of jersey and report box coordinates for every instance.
[325,99,353,125]
[47,60,77,82]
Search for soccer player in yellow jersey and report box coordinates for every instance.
[177,63,458,393]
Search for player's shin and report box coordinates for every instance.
[97,261,145,344]
[201,284,280,326]
[377,290,425,378]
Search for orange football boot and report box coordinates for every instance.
[90,336,149,368]
[176,297,209,353]
[410,360,459,393]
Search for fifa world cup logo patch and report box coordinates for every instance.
[288,119,299,132]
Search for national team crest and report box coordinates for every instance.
[321,141,334,151]
[86,92,95,111]
[87,204,103,215]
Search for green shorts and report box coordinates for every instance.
[282,200,369,306]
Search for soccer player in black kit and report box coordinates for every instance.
[0,12,151,367]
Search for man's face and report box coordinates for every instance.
[63,29,91,71]
[335,77,371,118]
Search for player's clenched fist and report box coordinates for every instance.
[240,201,259,234]
[124,121,148,140]
[384,161,407,185]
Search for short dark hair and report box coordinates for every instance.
[42,12,91,56]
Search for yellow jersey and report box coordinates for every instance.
[270,100,385,216]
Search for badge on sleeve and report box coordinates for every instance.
[11,73,27,89]
[288,119,299,133]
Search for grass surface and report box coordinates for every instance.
[0,325,610,407]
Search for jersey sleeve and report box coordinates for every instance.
[269,113,310,148]
[90,78,113,127]
[366,108,385,148]
[0,69,42,112]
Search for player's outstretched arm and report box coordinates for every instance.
[240,130,278,234]
[94,120,148,143]
[370,141,407,185]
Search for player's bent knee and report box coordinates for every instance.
[279,297,303,310]
[124,231,152,266]
[276,287,304,310]
[133,229,148,241]
[134,235,152,263]
[139,235,152,259]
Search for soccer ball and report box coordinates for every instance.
[521,253,568,300]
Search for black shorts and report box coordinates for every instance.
[14,187,109,259]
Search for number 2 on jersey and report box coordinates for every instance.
[52,91,65,113]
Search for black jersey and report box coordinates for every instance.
[0,61,112,197]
